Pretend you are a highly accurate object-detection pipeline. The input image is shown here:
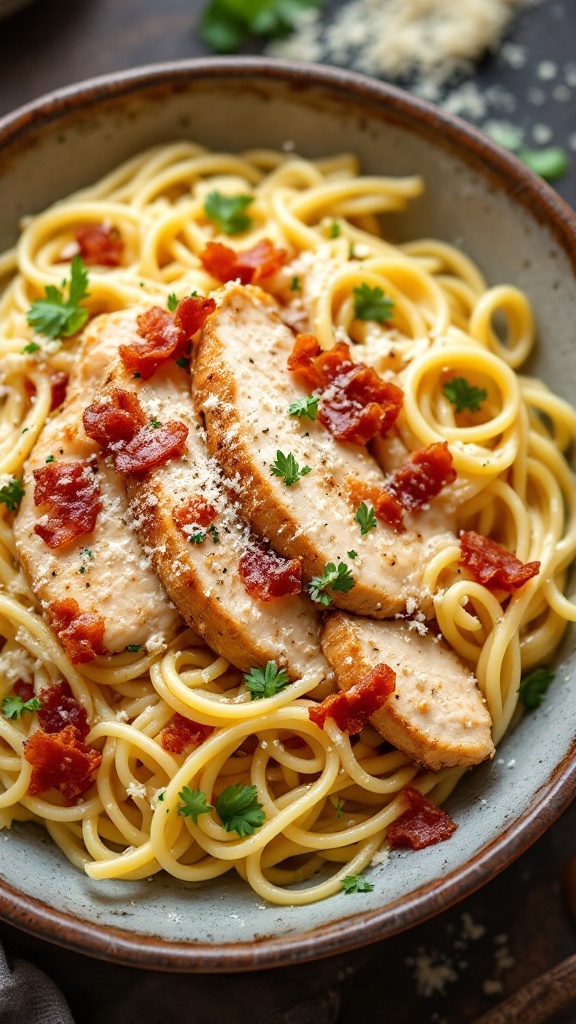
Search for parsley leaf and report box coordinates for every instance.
[45,455,55,464]
[290,276,301,291]
[0,477,24,512]
[353,283,394,323]
[288,395,319,420]
[125,644,143,653]
[517,146,569,183]
[2,694,42,720]
[22,341,40,354]
[208,523,220,543]
[519,667,555,710]
[270,450,312,486]
[244,661,291,700]
[167,293,179,312]
[308,561,355,607]
[178,786,213,824]
[199,0,323,53]
[26,255,90,340]
[443,377,488,414]
[216,783,265,836]
[342,874,374,894]
[355,502,377,536]
[189,531,206,544]
[204,191,254,235]
[175,356,189,370]
[347,550,357,560]
[149,419,161,429]
[329,220,341,238]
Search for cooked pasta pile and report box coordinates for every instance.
[0,142,575,905]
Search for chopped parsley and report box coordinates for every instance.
[208,523,220,544]
[288,394,319,421]
[347,550,357,560]
[0,477,24,512]
[178,786,213,824]
[270,450,312,486]
[519,667,555,710]
[353,283,394,323]
[189,531,206,544]
[45,454,55,464]
[204,191,254,235]
[517,146,569,183]
[290,275,301,291]
[329,220,341,238]
[199,0,323,53]
[216,783,265,836]
[149,418,161,429]
[355,502,377,536]
[341,874,374,895]
[79,566,86,575]
[22,341,40,354]
[125,644,143,653]
[443,377,488,414]
[2,694,42,720]
[243,661,291,700]
[26,255,90,340]
[308,561,355,607]
[331,796,344,818]
[167,293,179,312]
[175,356,189,369]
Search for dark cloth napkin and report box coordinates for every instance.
[0,928,370,1024]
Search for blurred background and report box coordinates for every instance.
[1,2,575,1022]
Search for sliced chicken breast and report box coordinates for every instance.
[14,312,181,655]
[194,284,456,618]
[321,612,494,770]
[99,332,330,681]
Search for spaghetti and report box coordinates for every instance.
[0,142,575,905]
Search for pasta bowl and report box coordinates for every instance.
[0,58,575,971]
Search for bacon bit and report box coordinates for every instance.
[172,496,218,534]
[239,544,302,601]
[119,296,216,379]
[287,333,323,387]
[308,664,396,733]
[83,387,146,454]
[114,421,188,475]
[50,599,107,664]
[159,713,214,754]
[288,336,403,445]
[388,441,456,511]
[23,372,68,412]
[24,725,101,802]
[460,530,540,592]
[12,680,35,702]
[387,786,458,850]
[50,371,69,412]
[83,387,188,475]
[200,239,287,285]
[75,223,123,267]
[37,680,89,740]
[346,478,405,532]
[33,460,101,549]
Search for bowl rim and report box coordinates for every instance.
[0,55,575,972]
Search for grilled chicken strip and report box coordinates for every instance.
[321,613,494,771]
[194,284,455,619]
[14,312,181,654]
[98,322,330,681]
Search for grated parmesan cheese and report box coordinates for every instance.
[268,0,542,95]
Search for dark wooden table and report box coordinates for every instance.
[1,1,575,1022]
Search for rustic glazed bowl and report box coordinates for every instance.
[0,58,575,972]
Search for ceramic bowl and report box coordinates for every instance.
[0,58,575,972]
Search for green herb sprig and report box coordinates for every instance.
[26,255,90,340]
[243,661,290,700]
